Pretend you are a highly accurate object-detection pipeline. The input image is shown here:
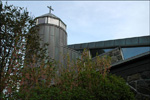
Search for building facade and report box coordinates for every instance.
[35,10,80,65]
[36,9,150,99]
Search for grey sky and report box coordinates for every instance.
[3,1,150,45]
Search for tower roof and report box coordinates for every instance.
[37,13,60,19]
[35,6,66,30]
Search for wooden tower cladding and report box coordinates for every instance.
[35,12,67,63]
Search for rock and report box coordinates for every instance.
[127,73,141,82]
[136,93,150,100]
[137,80,150,95]
[129,81,137,89]
[141,71,150,79]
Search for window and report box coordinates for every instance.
[60,21,66,30]
[122,47,150,59]
[38,17,46,24]
[48,17,59,26]
[37,17,66,31]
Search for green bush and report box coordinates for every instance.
[15,49,135,100]
[16,73,135,100]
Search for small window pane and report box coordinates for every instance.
[48,17,59,26]
[38,18,45,24]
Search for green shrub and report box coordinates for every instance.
[5,49,135,100]
[15,73,135,100]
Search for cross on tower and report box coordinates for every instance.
[47,6,54,14]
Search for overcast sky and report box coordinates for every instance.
[2,1,150,45]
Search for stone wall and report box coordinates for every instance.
[127,72,150,100]
[110,52,150,100]
[92,47,124,64]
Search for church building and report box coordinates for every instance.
[35,7,150,99]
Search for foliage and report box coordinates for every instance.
[0,2,52,99]
[0,2,32,97]
[1,2,135,100]
[13,50,135,100]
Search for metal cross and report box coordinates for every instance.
[47,6,54,13]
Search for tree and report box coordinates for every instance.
[0,2,52,99]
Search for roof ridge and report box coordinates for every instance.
[37,13,60,19]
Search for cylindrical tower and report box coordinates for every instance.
[35,8,67,62]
